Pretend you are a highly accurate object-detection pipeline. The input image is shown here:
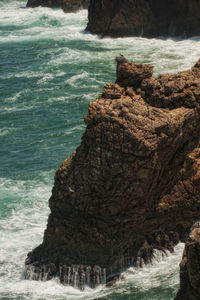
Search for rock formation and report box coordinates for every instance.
[86,0,200,37]
[26,0,89,12]
[175,222,200,300]
[25,58,200,289]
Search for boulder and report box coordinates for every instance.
[26,0,89,12]
[25,58,200,289]
[116,56,153,87]
[86,0,200,37]
[175,222,200,300]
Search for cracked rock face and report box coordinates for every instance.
[25,58,200,289]
[86,0,200,37]
[175,222,200,300]
[26,0,89,12]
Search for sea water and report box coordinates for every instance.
[1,1,200,299]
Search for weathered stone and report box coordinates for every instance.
[86,0,200,38]
[25,58,200,289]
[175,222,200,300]
[26,0,89,12]
[102,83,124,99]
[116,61,153,87]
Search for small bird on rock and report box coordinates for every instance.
[115,54,128,65]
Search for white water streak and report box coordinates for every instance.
[0,1,197,299]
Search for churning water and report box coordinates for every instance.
[1,0,200,299]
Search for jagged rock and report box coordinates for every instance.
[26,0,89,12]
[175,222,200,300]
[25,58,200,289]
[86,0,200,37]
[116,61,153,87]
[106,274,125,287]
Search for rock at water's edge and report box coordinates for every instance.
[25,58,200,289]
[86,0,200,37]
[26,0,89,12]
[175,222,200,300]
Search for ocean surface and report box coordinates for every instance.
[1,1,200,299]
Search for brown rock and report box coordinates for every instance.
[25,58,200,289]
[174,222,200,300]
[116,60,153,87]
[106,274,124,287]
[26,0,89,12]
[86,0,200,38]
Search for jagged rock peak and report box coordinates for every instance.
[26,0,89,12]
[116,57,154,87]
[115,54,128,65]
[25,58,200,289]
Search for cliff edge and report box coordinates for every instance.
[86,0,200,37]
[25,58,200,289]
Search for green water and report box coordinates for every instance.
[1,0,200,299]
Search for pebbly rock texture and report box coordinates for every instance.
[86,0,200,37]
[26,0,89,12]
[175,222,200,300]
[25,58,200,289]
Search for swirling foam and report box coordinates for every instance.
[0,1,198,299]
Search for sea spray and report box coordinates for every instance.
[0,0,199,299]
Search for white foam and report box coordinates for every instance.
[0,127,21,136]
[0,175,184,299]
[1,0,199,83]
[4,91,22,102]
[1,104,38,113]
[37,73,54,85]
[122,244,184,290]
[0,1,196,299]
[0,182,184,299]
[0,192,107,300]
[65,71,89,87]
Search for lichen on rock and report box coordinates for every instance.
[25,57,200,289]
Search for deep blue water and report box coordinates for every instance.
[1,1,200,299]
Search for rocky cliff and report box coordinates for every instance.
[26,0,89,12]
[86,0,200,37]
[25,58,200,289]
[175,222,200,300]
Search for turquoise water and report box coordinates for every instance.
[1,1,200,299]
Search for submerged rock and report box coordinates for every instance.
[86,0,200,37]
[25,58,200,289]
[175,222,200,300]
[26,0,89,12]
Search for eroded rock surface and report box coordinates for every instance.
[175,222,200,300]
[26,0,89,12]
[86,0,200,37]
[25,58,200,289]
